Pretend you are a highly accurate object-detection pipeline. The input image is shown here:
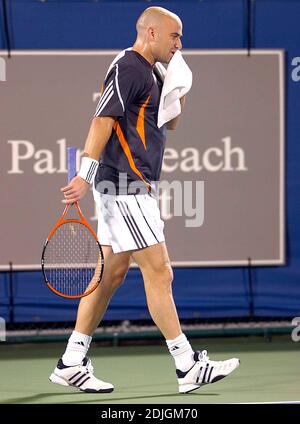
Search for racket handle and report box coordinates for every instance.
[67,146,77,183]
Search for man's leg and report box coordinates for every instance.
[75,245,132,335]
[132,242,195,372]
[132,242,180,340]
[132,242,239,393]
[50,245,131,392]
[62,245,131,365]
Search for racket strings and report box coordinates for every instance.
[44,222,102,297]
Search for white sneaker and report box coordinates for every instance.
[177,350,240,394]
[49,357,114,393]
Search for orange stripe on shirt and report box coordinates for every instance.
[136,95,150,149]
[113,122,151,190]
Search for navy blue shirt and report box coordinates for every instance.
[94,50,166,195]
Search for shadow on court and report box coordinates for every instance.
[2,391,220,404]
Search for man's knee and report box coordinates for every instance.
[102,265,128,291]
[163,265,174,285]
[111,268,128,289]
[143,263,174,289]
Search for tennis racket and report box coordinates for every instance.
[41,147,104,299]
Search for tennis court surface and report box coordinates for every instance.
[0,335,299,404]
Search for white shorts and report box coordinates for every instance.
[93,190,165,253]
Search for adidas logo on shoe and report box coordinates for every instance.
[177,350,240,394]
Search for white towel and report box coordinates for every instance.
[156,50,193,128]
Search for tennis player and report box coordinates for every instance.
[49,6,239,394]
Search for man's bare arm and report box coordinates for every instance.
[61,116,116,203]
[166,95,186,130]
[82,116,116,159]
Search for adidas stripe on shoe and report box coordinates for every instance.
[177,350,240,394]
[49,357,114,393]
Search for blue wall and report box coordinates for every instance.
[1,0,300,322]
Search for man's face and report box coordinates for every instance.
[151,16,183,64]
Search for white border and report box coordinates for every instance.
[0,49,285,270]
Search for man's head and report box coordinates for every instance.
[134,7,183,64]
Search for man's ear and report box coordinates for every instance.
[148,26,156,40]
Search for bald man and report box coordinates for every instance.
[49,6,239,394]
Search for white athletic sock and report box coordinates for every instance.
[166,333,195,372]
[61,330,92,366]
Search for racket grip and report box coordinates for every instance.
[67,147,77,183]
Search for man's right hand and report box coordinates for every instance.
[61,176,90,204]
